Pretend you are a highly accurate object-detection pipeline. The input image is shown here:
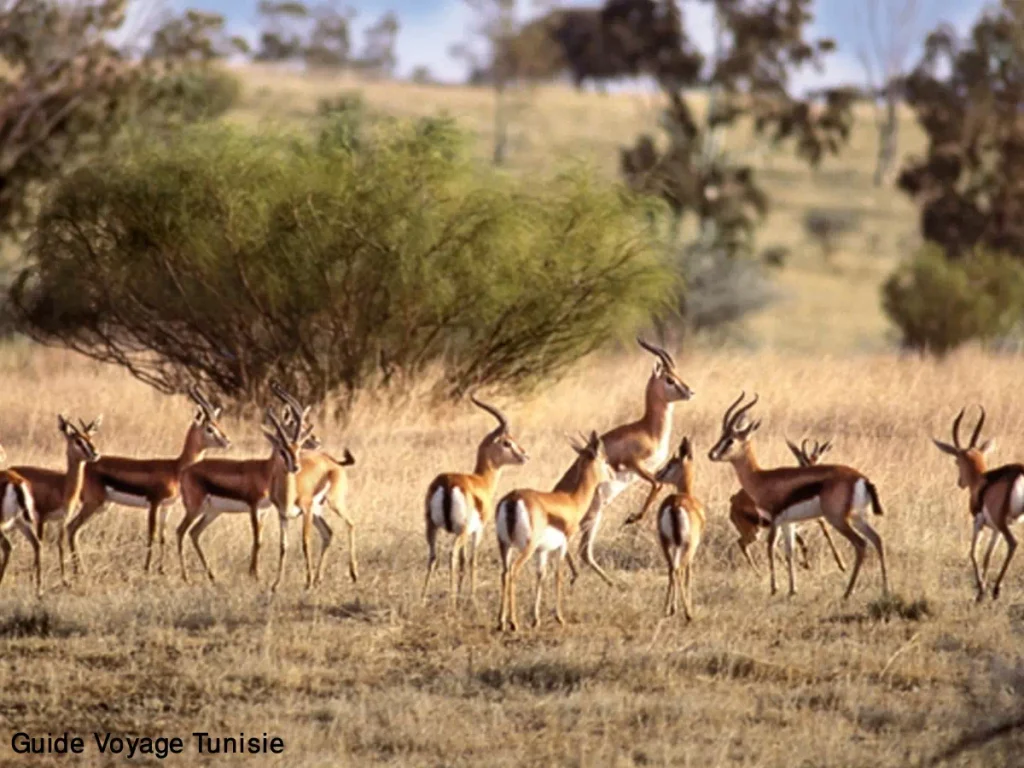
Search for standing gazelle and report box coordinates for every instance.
[12,416,102,586]
[176,407,310,590]
[728,437,846,574]
[573,338,694,585]
[652,436,705,620]
[708,393,888,599]
[271,382,359,588]
[0,445,39,596]
[932,405,1024,601]
[422,396,528,604]
[67,386,230,575]
[495,431,611,631]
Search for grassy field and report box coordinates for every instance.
[0,346,1023,765]
[230,66,927,354]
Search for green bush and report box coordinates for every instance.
[141,65,243,124]
[11,115,672,408]
[882,246,1024,355]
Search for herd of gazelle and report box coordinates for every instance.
[0,338,1020,627]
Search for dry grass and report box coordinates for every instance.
[228,66,927,353]
[1,345,1023,765]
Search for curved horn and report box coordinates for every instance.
[969,404,986,450]
[951,407,966,449]
[636,336,676,369]
[469,395,508,434]
[187,384,218,420]
[722,391,747,433]
[731,392,760,431]
[270,380,304,421]
[264,407,290,443]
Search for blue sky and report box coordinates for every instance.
[151,0,985,89]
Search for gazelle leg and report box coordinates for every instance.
[506,542,537,632]
[817,519,847,572]
[794,529,811,570]
[554,552,567,626]
[851,516,888,596]
[271,512,289,593]
[311,514,333,586]
[15,519,42,597]
[532,551,548,628]
[661,542,676,617]
[991,525,1017,600]
[564,550,580,585]
[67,500,104,576]
[579,497,615,587]
[682,556,694,621]
[981,527,999,583]
[738,535,760,573]
[450,531,468,607]
[497,541,513,631]
[969,515,987,601]
[831,519,867,599]
[766,520,780,596]
[188,508,222,583]
[468,529,481,600]
[156,504,170,574]
[248,507,266,581]
[56,520,70,587]
[782,522,797,596]
[144,502,160,573]
[422,519,439,602]
[0,531,11,589]
[300,506,315,589]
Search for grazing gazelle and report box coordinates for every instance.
[66,386,230,575]
[11,416,102,586]
[571,338,693,585]
[270,382,359,588]
[0,444,39,596]
[495,431,611,631]
[651,436,705,620]
[422,396,528,605]
[708,393,888,599]
[932,405,1024,601]
[176,407,310,590]
[728,437,846,575]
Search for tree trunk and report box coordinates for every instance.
[873,95,899,187]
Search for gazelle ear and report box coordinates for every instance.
[785,438,803,464]
[90,415,103,432]
[652,359,663,376]
[978,438,996,455]
[932,438,959,456]
[194,406,206,424]
[57,414,72,435]
[213,406,223,419]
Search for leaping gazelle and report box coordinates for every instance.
[67,386,230,575]
[496,430,611,631]
[932,405,1024,601]
[422,396,528,605]
[728,437,847,575]
[708,393,888,599]
[572,338,694,585]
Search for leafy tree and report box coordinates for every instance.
[0,0,240,237]
[897,0,1024,259]
[254,0,309,62]
[352,10,399,79]
[304,1,354,70]
[11,115,672,409]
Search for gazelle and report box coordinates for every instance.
[708,393,888,599]
[572,338,693,585]
[271,382,359,588]
[11,416,101,587]
[422,396,528,604]
[728,437,846,574]
[495,430,611,631]
[652,436,705,620]
[66,386,230,575]
[932,405,1024,601]
[0,442,39,596]
[176,406,310,590]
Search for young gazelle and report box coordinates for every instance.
[495,431,611,632]
[728,437,846,574]
[11,416,101,586]
[931,405,1024,601]
[67,386,230,575]
[708,393,888,599]
[652,436,705,620]
[271,382,359,588]
[422,396,528,604]
[0,446,39,596]
[572,338,694,585]
[176,407,310,590]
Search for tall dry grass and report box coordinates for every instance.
[0,345,1023,765]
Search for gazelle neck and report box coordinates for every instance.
[473,448,501,489]
[642,375,672,442]
[729,442,763,498]
[678,463,696,497]
[566,461,602,522]
[63,453,88,514]
[177,423,208,471]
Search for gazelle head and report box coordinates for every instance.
[270,382,321,451]
[58,414,102,464]
[708,392,762,463]
[637,337,694,403]
[785,436,832,468]
[187,385,231,449]
[471,395,528,468]
[932,405,993,488]
[261,407,306,474]
[655,435,695,489]
[568,430,612,485]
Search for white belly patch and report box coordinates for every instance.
[535,524,567,553]
[777,496,822,525]
[105,488,151,508]
[207,495,268,513]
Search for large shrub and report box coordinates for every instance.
[882,247,1024,355]
[11,116,672,408]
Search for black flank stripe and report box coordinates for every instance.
[507,496,518,544]
[442,482,454,533]
[671,505,683,548]
[14,483,31,524]
[776,481,825,516]
[973,464,1024,516]
[99,473,157,501]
